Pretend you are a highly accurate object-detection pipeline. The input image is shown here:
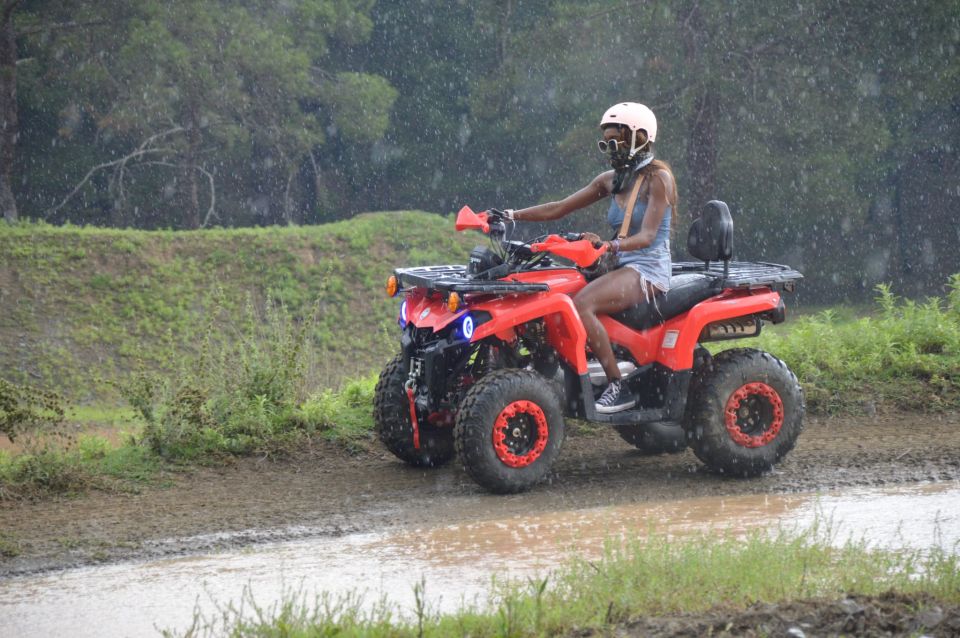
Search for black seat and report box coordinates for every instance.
[610,201,733,331]
[611,273,720,331]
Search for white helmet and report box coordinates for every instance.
[599,102,657,158]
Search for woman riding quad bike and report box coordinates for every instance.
[506,102,675,415]
[375,103,804,493]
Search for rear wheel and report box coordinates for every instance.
[683,348,804,477]
[374,354,455,467]
[615,422,687,455]
[454,369,565,493]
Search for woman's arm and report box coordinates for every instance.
[615,169,673,252]
[513,172,611,222]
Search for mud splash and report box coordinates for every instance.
[1,482,957,637]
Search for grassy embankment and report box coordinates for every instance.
[0,211,472,397]
[171,526,959,637]
[3,214,960,497]
[0,212,472,496]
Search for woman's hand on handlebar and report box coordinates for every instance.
[580,232,604,248]
[578,232,617,253]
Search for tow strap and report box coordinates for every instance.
[405,385,421,449]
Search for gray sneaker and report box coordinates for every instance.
[595,379,636,414]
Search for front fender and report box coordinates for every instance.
[470,292,588,374]
[404,292,467,333]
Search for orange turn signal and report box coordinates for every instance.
[386,275,399,297]
[447,292,461,313]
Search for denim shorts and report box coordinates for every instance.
[621,261,670,293]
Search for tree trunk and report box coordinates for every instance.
[680,2,719,214]
[0,1,21,223]
[182,105,201,229]
[686,90,719,213]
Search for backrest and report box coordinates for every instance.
[687,200,733,263]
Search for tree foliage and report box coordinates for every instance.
[7,0,960,300]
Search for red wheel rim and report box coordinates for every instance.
[492,400,549,468]
[724,382,784,448]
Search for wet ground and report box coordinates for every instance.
[1,412,959,636]
[1,411,959,576]
[2,482,957,637]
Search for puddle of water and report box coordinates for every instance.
[1,482,957,638]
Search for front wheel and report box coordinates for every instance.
[454,369,565,493]
[683,348,804,477]
[374,354,455,467]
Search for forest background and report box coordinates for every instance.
[4,0,959,302]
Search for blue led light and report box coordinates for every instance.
[399,299,408,327]
[462,314,475,340]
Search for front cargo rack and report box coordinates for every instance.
[673,261,803,291]
[395,265,549,295]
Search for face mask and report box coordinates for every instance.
[611,152,655,194]
[608,148,633,171]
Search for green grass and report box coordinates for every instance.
[296,374,378,448]
[7,274,960,497]
[0,531,20,557]
[166,525,960,637]
[0,297,382,496]
[0,212,472,400]
[0,432,163,498]
[732,276,960,413]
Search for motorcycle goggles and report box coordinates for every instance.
[597,138,625,154]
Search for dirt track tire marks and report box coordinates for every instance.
[454,368,565,494]
[374,353,454,467]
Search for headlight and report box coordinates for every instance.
[399,299,408,327]
[462,314,475,340]
[447,291,461,312]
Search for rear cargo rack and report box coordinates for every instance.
[673,261,803,291]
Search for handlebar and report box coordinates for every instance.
[529,234,607,268]
[455,205,606,268]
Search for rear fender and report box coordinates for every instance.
[657,289,783,370]
[599,288,782,371]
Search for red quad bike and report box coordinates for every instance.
[374,202,804,493]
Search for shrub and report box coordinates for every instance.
[296,374,378,445]
[0,379,65,442]
[120,291,315,460]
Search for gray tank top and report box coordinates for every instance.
[606,186,672,291]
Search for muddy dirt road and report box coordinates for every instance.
[2,411,959,577]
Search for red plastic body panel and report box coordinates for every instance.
[600,288,783,369]
[404,290,465,333]
[404,267,590,374]
[530,235,607,267]
[455,206,490,233]
[656,289,782,370]
[470,291,589,374]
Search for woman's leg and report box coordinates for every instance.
[574,267,656,381]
